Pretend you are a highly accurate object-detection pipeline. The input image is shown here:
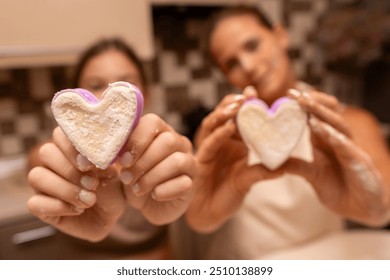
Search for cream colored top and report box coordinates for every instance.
[170,174,343,259]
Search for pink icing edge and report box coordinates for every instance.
[241,96,292,115]
[108,82,144,164]
[52,88,100,105]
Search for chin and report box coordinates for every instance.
[255,84,284,105]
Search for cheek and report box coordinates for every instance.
[93,90,104,100]
[226,70,248,89]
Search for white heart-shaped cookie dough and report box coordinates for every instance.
[51,81,143,169]
[237,97,312,170]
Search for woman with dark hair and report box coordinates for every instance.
[28,38,149,167]
[27,37,196,256]
[72,38,148,96]
[174,5,390,259]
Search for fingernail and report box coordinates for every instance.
[80,175,98,191]
[132,183,141,195]
[232,94,245,101]
[322,123,347,144]
[78,190,96,206]
[309,117,321,133]
[309,116,318,126]
[224,118,234,126]
[223,102,239,114]
[119,151,133,168]
[302,90,311,99]
[76,154,93,171]
[288,88,301,98]
[120,170,133,185]
[243,86,257,97]
[72,206,85,214]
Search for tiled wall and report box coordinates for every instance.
[0,0,363,157]
[0,67,69,157]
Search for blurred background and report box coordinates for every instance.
[0,0,389,259]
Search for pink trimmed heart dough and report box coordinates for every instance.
[237,97,309,170]
[51,81,143,169]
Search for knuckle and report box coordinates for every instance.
[26,197,40,215]
[171,152,189,170]
[38,142,55,163]
[27,166,44,186]
[27,166,42,184]
[160,131,178,151]
[328,95,338,105]
[200,117,209,128]
[180,175,193,191]
[52,126,62,141]
[143,113,163,127]
[181,135,193,152]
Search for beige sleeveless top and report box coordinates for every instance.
[170,81,343,259]
[170,174,343,259]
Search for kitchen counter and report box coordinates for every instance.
[0,156,32,225]
[0,156,170,260]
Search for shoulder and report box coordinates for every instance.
[342,105,384,142]
[342,105,379,126]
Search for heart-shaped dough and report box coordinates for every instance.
[237,97,312,170]
[51,81,143,169]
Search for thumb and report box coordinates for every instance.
[232,160,285,194]
[280,157,317,183]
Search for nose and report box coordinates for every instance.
[240,54,257,74]
[239,55,267,79]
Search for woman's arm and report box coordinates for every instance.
[287,90,390,226]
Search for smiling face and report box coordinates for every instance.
[78,49,145,100]
[209,14,295,105]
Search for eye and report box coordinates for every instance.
[87,84,105,93]
[224,58,239,72]
[244,38,260,52]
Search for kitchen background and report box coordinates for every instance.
[0,0,389,158]
[0,0,389,259]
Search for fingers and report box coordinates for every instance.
[288,89,351,138]
[309,117,361,164]
[52,126,118,180]
[196,120,237,163]
[28,167,97,213]
[119,129,190,186]
[123,151,196,198]
[118,113,196,202]
[38,142,99,190]
[196,94,245,146]
[242,85,258,98]
[152,175,193,201]
[119,114,172,168]
[52,126,92,171]
[27,194,83,221]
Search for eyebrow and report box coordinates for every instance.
[243,36,261,49]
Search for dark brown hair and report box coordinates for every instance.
[72,38,147,87]
[205,5,274,63]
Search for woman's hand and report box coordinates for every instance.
[118,113,196,226]
[27,127,126,242]
[187,90,281,233]
[286,89,390,226]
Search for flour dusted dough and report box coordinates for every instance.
[51,82,143,169]
[237,98,313,170]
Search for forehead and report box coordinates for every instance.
[84,50,139,74]
[210,14,269,53]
